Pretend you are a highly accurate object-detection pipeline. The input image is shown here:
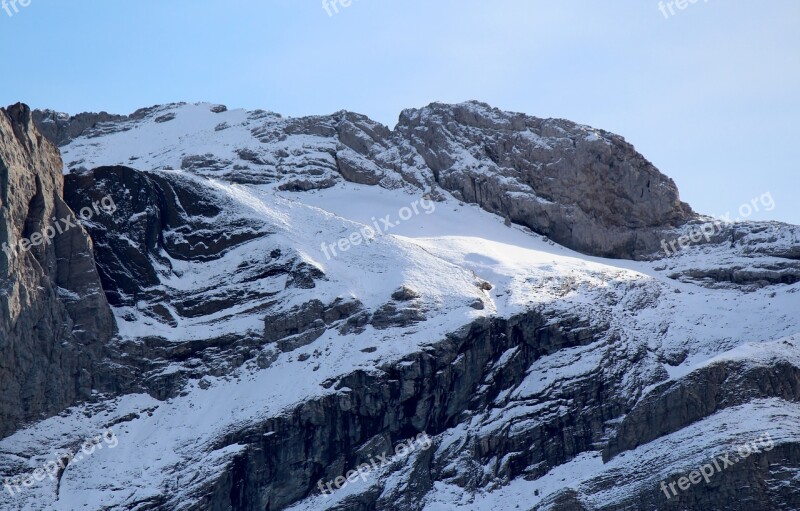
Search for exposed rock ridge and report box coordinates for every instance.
[39,101,695,259]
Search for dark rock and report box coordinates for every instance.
[391,286,420,301]
[154,113,176,123]
[370,301,427,330]
[182,153,233,172]
[604,357,800,461]
[264,298,364,352]
[31,109,127,146]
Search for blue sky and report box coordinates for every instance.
[1,0,797,224]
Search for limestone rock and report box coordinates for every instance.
[0,103,115,439]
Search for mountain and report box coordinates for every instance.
[0,101,798,510]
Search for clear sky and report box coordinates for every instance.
[1,0,797,224]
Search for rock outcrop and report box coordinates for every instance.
[0,104,115,439]
[31,110,127,147]
[394,102,693,258]
[40,101,694,259]
[0,101,795,511]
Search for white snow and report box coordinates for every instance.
[2,102,797,510]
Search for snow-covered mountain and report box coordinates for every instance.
[1,101,798,510]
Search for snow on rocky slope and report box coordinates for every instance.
[0,102,798,510]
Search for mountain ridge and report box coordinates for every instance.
[0,101,798,510]
[35,100,694,259]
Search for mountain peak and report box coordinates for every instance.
[30,100,693,259]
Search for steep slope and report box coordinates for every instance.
[0,104,115,439]
[0,102,797,511]
[52,101,693,259]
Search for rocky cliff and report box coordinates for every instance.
[0,104,115,439]
[49,101,694,259]
[0,102,797,511]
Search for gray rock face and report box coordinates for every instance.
[0,103,115,439]
[39,101,694,259]
[538,440,800,511]
[661,219,800,288]
[604,349,800,461]
[264,298,364,352]
[0,101,796,511]
[394,102,693,258]
[174,311,605,511]
[31,109,128,147]
[256,102,694,258]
